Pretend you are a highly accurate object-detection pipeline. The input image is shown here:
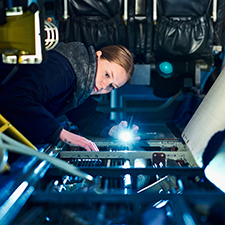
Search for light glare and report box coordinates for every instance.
[120,131,132,142]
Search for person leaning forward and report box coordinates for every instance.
[0,42,140,152]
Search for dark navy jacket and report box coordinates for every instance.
[0,51,116,145]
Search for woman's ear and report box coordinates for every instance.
[96,51,102,58]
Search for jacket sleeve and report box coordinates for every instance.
[65,97,117,137]
[0,52,75,145]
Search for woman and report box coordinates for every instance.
[0,42,139,152]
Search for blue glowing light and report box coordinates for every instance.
[159,61,173,76]
[120,131,132,142]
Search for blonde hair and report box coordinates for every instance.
[99,45,134,83]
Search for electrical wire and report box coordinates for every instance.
[0,132,93,181]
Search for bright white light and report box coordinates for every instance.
[134,158,147,168]
[124,174,132,187]
[123,160,130,169]
[120,131,132,142]
[0,181,30,220]
[153,199,169,208]
[204,146,225,193]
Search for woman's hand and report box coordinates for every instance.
[60,129,99,152]
[108,121,140,141]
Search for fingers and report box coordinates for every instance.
[121,122,139,132]
[119,121,128,128]
[60,129,99,152]
[83,140,99,152]
[72,136,99,152]
[108,121,141,142]
[131,124,139,131]
[133,135,141,141]
[122,122,141,141]
[131,125,141,141]
[119,121,139,131]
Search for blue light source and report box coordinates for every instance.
[119,116,134,143]
[158,61,174,78]
[120,131,132,142]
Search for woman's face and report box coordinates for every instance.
[91,51,128,95]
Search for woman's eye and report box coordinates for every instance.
[105,73,110,78]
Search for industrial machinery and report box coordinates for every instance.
[2,66,225,224]
[1,78,225,224]
[0,127,225,225]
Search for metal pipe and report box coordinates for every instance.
[0,145,57,225]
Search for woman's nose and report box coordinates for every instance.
[101,80,110,90]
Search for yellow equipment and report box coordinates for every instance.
[0,5,46,64]
[0,114,37,172]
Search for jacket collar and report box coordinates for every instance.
[54,42,96,107]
